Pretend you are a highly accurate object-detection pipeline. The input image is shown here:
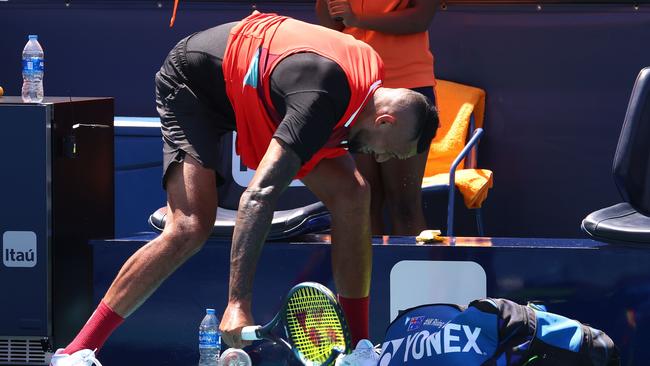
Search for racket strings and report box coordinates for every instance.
[285,287,346,364]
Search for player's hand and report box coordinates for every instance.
[220,302,255,348]
[327,0,358,27]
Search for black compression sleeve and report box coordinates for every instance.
[270,52,351,163]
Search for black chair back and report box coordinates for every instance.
[613,67,650,215]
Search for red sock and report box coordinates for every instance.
[338,295,369,345]
[63,301,124,354]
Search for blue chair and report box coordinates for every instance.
[422,80,493,237]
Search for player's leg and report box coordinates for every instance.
[56,156,217,361]
[55,53,223,359]
[381,86,435,235]
[353,153,386,235]
[380,150,428,235]
[105,56,223,319]
[302,154,371,343]
[104,156,217,316]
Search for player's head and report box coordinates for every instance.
[349,88,438,162]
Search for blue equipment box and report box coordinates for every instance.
[0,96,114,365]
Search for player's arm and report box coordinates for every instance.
[229,138,300,300]
[221,53,349,347]
[315,0,345,31]
[220,137,301,348]
[329,0,437,34]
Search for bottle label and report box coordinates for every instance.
[199,330,221,348]
[23,57,44,74]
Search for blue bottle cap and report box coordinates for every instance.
[28,35,38,40]
[206,308,216,315]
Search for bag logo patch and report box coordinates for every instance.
[405,316,426,331]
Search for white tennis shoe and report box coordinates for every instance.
[336,339,380,366]
[49,348,103,366]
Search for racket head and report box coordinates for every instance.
[281,282,352,366]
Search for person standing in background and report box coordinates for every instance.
[316,0,438,235]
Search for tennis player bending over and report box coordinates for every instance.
[51,11,437,366]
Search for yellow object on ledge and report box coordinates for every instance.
[416,229,443,243]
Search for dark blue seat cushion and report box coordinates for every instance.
[582,202,650,245]
[149,202,331,240]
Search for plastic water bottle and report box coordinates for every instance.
[199,308,221,366]
[21,34,45,103]
[219,348,252,366]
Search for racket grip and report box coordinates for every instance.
[241,326,262,341]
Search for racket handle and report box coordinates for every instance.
[241,326,262,341]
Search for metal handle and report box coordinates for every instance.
[447,128,484,237]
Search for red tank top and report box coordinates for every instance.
[223,11,384,179]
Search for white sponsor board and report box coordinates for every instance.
[3,231,37,268]
[390,260,487,321]
[231,133,304,188]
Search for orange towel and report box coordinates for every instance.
[424,80,492,208]
[422,169,493,209]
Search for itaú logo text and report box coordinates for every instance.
[3,231,37,268]
[380,324,484,365]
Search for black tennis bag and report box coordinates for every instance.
[379,298,619,366]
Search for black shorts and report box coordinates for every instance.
[155,23,236,189]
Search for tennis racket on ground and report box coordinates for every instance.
[241,282,352,366]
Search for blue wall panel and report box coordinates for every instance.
[428,4,650,237]
[0,2,309,115]
[3,2,650,238]
[114,121,166,236]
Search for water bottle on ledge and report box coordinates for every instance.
[22,34,44,103]
[199,308,221,366]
